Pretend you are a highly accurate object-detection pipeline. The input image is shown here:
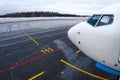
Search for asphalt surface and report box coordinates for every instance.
[0,18,117,80]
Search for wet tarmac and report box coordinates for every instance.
[0,18,117,80]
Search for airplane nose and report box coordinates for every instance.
[68,27,76,44]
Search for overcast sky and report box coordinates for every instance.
[0,0,120,15]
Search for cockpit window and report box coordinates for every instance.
[87,15,101,26]
[87,14,114,27]
[97,15,113,26]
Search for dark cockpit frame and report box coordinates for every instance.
[87,14,114,27]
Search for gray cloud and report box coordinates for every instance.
[0,0,120,15]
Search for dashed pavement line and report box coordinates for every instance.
[0,48,60,73]
[0,42,73,73]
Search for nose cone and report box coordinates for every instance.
[67,20,120,72]
[67,26,77,44]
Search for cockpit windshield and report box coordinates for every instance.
[87,15,101,26]
[87,14,114,27]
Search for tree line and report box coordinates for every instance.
[0,11,86,17]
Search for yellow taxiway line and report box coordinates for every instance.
[60,59,108,80]
[22,30,39,46]
[28,71,45,80]
[75,50,81,54]
[18,26,39,46]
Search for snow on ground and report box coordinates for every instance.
[0,17,88,23]
[0,17,86,33]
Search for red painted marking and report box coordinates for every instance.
[0,42,73,73]
[0,49,60,73]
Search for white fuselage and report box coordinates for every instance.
[68,3,120,72]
